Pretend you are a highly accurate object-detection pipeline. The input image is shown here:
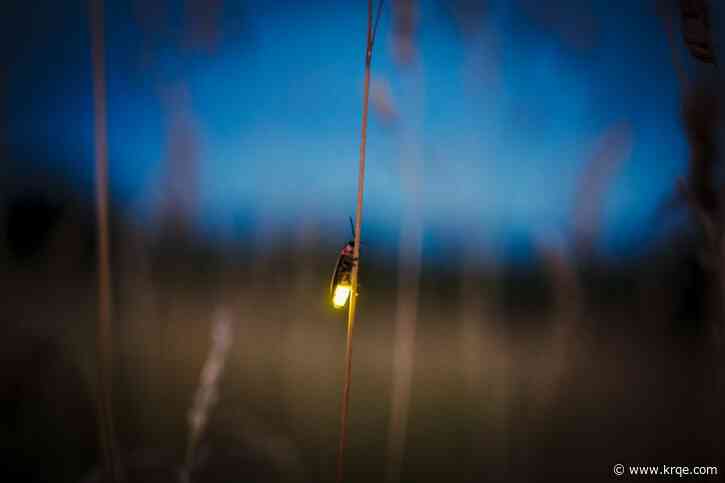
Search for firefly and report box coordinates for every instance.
[330,240,355,309]
[330,218,357,309]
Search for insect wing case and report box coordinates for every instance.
[330,243,355,297]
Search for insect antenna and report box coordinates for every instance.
[348,216,369,249]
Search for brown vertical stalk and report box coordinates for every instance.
[459,248,484,482]
[337,1,380,481]
[385,158,422,483]
[90,0,122,481]
[534,234,580,406]
[460,251,511,482]
[454,11,508,480]
[385,3,422,476]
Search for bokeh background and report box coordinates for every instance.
[1,0,724,481]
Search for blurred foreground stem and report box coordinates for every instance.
[90,0,123,481]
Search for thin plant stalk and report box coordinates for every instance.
[131,0,221,445]
[534,233,580,406]
[385,179,422,481]
[336,1,383,481]
[536,122,631,405]
[385,172,422,483]
[385,9,423,478]
[90,0,122,480]
[458,242,502,482]
[454,14,508,480]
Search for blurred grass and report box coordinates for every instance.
[1,208,723,482]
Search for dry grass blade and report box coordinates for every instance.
[181,308,235,483]
[385,159,422,483]
[534,232,581,408]
[89,0,123,481]
[384,5,423,479]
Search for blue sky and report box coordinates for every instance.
[4,0,717,263]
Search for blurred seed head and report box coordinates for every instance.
[371,76,399,125]
[392,0,419,66]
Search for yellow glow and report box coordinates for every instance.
[332,283,351,308]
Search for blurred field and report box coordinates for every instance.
[1,193,722,482]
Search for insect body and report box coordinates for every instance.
[331,217,362,309]
[330,240,355,308]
